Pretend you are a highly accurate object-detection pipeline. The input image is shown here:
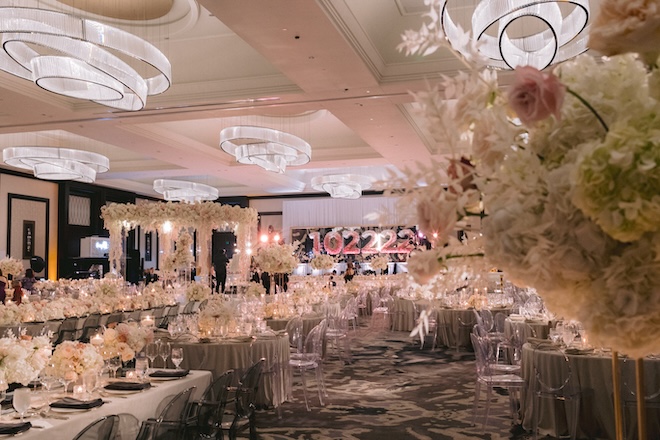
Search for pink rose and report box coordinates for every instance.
[507,66,566,126]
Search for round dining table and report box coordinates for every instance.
[521,343,660,439]
[267,314,323,337]
[172,334,291,408]
[435,307,513,350]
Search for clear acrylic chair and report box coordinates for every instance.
[289,319,328,411]
[325,308,352,363]
[470,333,525,431]
[532,349,581,440]
[188,370,235,439]
[621,357,660,440]
[220,359,264,440]
[136,386,197,440]
[73,415,119,440]
[113,413,140,440]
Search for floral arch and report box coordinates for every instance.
[101,201,258,281]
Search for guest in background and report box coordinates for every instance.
[213,248,229,293]
[344,262,355,283]
[261,271,271,293]
[0,270,7,304]
[11,280,22,305]
[250,267,260,284]
[21,268,37,292]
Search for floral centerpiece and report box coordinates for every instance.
[244,281,266,298]
[369,255,389,272]
[254,243,298,274]
[186,282,211,302]
[310,254,335,271]
[101,322,154,361]
[0,257,24,279]
[49,341,104,378]
[198,297,236,332]
[397,0,660,357]
[467,294,488,311]
[0,333,51,386]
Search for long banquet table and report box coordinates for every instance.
[521,343,660,439]
[12,370,211,440]
[172,334,291,408]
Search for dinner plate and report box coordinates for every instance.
[49,406,93,413]
[102,388,143,395]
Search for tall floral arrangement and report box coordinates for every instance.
[186,282,211,302]
[310,254,335,271]
[50,341,104,377]
[369,255,390,272]
[397,0,660,358]
[0,333,51,385]
[101,322,154,361]
[254,243,298,274]
[244,281,266,298]
[0,257,24,279]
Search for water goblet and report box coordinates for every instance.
[39,372,59,405]
[107,356,121,379]
[159,341,171,368]
[145,342,158,372]
[171,347,184,370]
[12,388,31,422]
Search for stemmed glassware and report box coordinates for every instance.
[12,388,31,422]
[171,347,184,370]
[159,341,171,369]
[107,356,121,379]
[145,342,158,372]
[39,370,59,405]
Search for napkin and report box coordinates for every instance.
[50,397,104,410]
[104,381,152,391]
[564,347,594,355]
[0,422,31,435]
[149,369,189,378]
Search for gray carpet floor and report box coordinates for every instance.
[255,326,530,440]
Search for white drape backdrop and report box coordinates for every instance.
[282,196,405,241]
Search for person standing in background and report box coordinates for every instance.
[0,270,7,304]
[214,248,229,293]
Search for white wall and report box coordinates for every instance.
[0,174,59,279]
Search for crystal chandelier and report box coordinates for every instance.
[219,126,311,174]
[311,174,372,199]
[425,0,591,70]
[3,147,109,182]
[153,179,219,203]
[0,5,171,111]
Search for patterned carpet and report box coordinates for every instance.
[255,326,531,440]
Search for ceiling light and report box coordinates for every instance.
[0,6,171,111]
[219,126,311,173]
[311,174,372,199]
[153,179,219,203]
[437,0,590,70]
[3,147,109,183]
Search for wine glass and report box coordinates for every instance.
[145,343,158,372]
[13,388,31,422]
[170,347,184,370]
[0,378,7,405]
[159,342,171,369]
[39,371,59,405]
[107,356,121,379]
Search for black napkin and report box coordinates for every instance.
[104,381,152,391]
[50,397,104,410]
[149,369,189,378]
[0,422,31,435]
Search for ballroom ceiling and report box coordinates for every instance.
[0,0,596,198]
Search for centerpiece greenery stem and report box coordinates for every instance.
[567,88,609,133]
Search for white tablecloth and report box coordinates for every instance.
[15,370,211,440]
